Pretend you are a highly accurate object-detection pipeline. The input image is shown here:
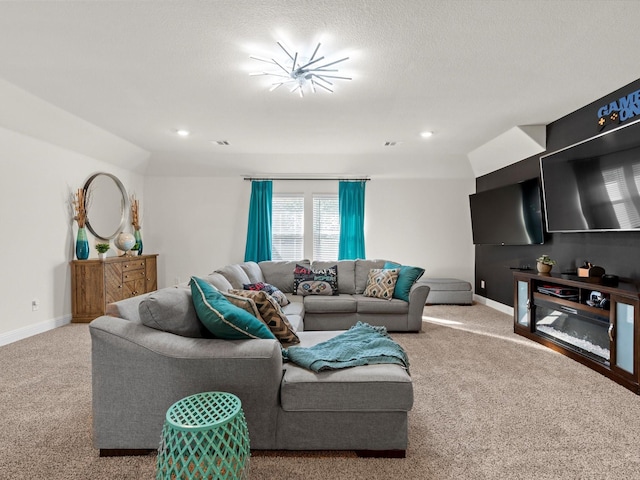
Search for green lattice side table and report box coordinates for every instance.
[156,392,250,480]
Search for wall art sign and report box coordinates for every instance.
[597,88,640,130]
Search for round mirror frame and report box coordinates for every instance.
[84,172,129,241]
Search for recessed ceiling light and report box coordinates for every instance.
[176,129,191,137]
[420,131,433,138]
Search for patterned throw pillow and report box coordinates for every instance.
[222,291,264,321]
[293,264,339,296]
[363,268,400,300]
[189,277,276,340]
[229,289,300,345]
[243,282,290,306]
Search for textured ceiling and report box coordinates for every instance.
[1,0,640,178]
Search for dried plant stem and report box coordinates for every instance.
[131,194,140,230]
[73,188,87,228]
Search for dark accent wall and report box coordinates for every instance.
[475,78,640,306]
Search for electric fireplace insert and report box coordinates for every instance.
[534,298,610,364]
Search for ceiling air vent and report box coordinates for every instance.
[213,140,230,146]
[384,141,398,146]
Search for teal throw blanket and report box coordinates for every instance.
[283,322,409,372]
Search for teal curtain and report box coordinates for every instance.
[338,181,366,260]
[244,180,273,262]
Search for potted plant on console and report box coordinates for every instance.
[536,254,556,274]
[96,243,110,260]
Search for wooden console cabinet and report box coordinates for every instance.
[71,254,158,323]
[514,271,640,394]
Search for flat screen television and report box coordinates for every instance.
[540,120,640,233]
[469,178,544,245]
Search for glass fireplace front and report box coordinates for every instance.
[534,298,610,364]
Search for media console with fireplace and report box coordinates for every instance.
[513,271,640,393]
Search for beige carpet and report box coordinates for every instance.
[2,304,640,479]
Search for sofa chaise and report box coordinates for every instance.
[90,259,429,457]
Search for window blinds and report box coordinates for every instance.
[313,195,339,261]
[271,195,304,261]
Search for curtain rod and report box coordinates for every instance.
[243,176,370,182]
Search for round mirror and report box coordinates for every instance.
[84,173,128,241]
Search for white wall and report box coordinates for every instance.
[0,126,144,344]
[144,176,475,289]
[365,179,475,281]
[143,176,252,286]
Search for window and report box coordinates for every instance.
[271,195,304,260]
[313,195,339,261]
[271,193,339,261]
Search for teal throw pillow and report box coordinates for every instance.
[383,261,425,302]
[189,276,276,340]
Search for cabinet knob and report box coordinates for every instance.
[118,285,122,289]
[124,264,128,268]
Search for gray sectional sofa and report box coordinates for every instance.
[209,259,430,332]
[90,259,429,456]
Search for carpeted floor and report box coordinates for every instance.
[1,304,640,479]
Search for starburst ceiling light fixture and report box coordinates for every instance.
[250,42,351,97]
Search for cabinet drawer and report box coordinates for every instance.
[122,260,146,272]
[123,268,146,282]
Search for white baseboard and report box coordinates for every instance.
[474,294,514,316]
[0,315,72,347]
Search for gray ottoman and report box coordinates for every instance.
[418,278,473,305]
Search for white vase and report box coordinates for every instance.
[98,252,106,261]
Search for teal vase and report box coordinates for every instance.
[76,226,90,260]
[134,229,143,255]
